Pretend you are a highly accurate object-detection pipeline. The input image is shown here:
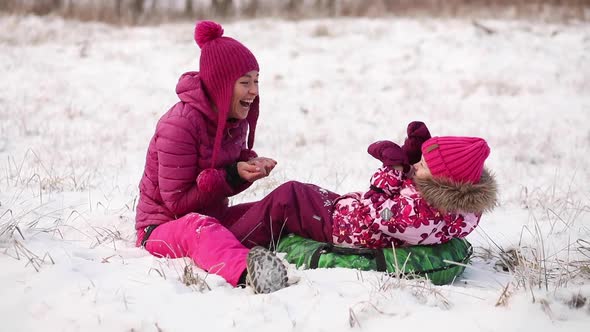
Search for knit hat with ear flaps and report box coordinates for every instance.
[195,20,260,167]
[421,136,490,184]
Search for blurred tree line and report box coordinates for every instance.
[0,0,587,23]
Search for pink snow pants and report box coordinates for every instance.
[137,211,251,287]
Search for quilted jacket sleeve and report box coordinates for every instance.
[155,114,233,216]
[369,166,405,196]
[379,196,479,246]
[239,149,258,161]
[370,167,445,246]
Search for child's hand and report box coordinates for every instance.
[402,121,431,164]
[367,141,408,170]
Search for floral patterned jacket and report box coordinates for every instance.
[332,166,497,249]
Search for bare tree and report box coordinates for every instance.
[185,0,193,16]
[286,0,300,12]
[65,0,74,16]
[115,0,123,19]
[133,0,145,14]
[52,0,62,12]
[0,0,588,23]
[243,0,259,17]
[319,0,337,16]
[212,0,233,17]
[31,0,59,15]
[132,0,145,23]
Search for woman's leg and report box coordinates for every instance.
[229,181,340,248]
[143,213,249,287]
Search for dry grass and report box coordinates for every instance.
[3,149,97,194]
[474,180,590,308]
[0,149,208,295]
[0,146,134,275]
[346,270,453,327]
[3,239,55,272]
[344,243,455,327]
[348,300,399,328]
[349,174,590,321]
[481,238,590,291]
[181,262,211,291]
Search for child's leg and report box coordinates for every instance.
[221,201,257,228]
[143,213,249,287]
[229,181,340,248]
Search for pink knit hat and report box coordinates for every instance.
[194,21,260,167]
[421,136,490,183]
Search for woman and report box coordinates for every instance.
[135,21,286,294]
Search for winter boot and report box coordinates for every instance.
[246,246,288,294]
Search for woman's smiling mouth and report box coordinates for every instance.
[239,99,253,109]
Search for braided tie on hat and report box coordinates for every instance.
[194,21,224,48]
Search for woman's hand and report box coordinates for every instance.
[237,157,277,182]
[248,157,277,175]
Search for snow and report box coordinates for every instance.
[1,14,589,332]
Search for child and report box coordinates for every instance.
[229,122,498,251]
[136,20,287,293]
[332,124,498,249]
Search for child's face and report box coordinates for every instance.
[413,155,432,180]
[229,70,259,120]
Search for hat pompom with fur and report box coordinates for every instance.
[194,21,224,48]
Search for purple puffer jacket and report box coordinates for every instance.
[135,72,256,230]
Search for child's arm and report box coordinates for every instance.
[368,140,408,169]
[369,166,405,196]
[401,121,431,165]
[366,140,408,197]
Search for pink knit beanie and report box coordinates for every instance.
[194,21,260,167]
[421,136,490,183]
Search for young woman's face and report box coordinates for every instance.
[229,70,259,120]
[413,155,432,180]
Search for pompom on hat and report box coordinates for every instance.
[421,136,490,184]
[194,20,260,167]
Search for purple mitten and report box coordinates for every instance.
[402,121,431,164]
[367,141,408,168]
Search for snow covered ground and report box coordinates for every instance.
[0,14,589,332]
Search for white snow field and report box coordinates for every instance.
[0,15,589,332]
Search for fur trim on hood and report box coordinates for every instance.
[414,168,498,213]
